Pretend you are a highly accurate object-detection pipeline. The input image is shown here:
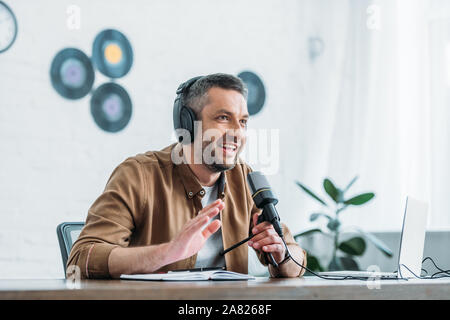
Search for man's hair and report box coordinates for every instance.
[184,73,248,117]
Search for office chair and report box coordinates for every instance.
[56,222,85,275]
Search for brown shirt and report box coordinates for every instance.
[67,143,306,279]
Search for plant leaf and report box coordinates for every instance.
[328,256,360,271]
[295,181,328,206]
[310,213,332,222]
[293,228,323,239]
[323,178,341,203]
[326,219,341,231]
[338,237,367,256]
[306,254,324,272]
[354,228,393,257]
[328,256,342,271]
[344,193,375,206]
[344,176,359,193]
[339,257,360,271]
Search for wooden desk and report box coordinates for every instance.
[1,277,449,300]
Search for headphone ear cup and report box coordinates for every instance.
[173,76,203,143]
[179,107,196,144]
[173,96,182,131]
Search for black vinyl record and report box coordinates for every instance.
[237,71,266,116]
[92,29,133,79]
[90,82,132,133]
[50,48,95,100]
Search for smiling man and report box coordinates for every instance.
[67,73,306,279]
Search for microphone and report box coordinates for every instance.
[220,171,283,268]
[247,171,283,238]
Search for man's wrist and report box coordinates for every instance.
[265,246,287,265]
[161,241,177,266]
[277,252,291,266]
[267,246,304,278]
[140,242,174,273]
[268,256,293,277]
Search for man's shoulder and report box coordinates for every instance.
[123,143,176,168]
[233,158,254,173]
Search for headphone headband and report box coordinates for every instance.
[176,76,203,95]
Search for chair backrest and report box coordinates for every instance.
[56,222,85,274]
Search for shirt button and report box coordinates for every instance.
[188,191,193,197]
[200,190,205,196]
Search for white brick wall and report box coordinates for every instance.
[0,0,308,278]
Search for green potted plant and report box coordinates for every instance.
[294,176,393,272]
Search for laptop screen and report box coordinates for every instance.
[397,197,429,278]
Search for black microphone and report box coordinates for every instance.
[247,171,283,239]
[220,171,283,268]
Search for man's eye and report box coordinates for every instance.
[218,115,229,120]
[240,119,248,126]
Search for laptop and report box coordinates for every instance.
[318,197,429,279]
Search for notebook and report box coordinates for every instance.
[120,270,255,281]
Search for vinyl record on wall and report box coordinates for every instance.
[90,82,132,133]
[92,29,133,79]
[50,48,95,99]
[237,71,266,116]
[0,1,18,53]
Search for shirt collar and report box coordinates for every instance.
[172,143,228,199]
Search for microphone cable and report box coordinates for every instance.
[397,257,450,280]
[279,237,388,281]
[279,238,450,281]
[422,256,450,278]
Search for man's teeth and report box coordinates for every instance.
[222,144,237,151]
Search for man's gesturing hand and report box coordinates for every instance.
[168,199,224,262]
[248,213,286,264]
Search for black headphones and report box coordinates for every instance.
[173,76,203,144]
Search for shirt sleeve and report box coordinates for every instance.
[66,158,146,279]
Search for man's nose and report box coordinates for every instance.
[224,128,246,145]
[229,118,245,133]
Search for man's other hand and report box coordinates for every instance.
[248,213,286,263]
[168,199,224,262]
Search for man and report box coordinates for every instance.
[67,73,306,279]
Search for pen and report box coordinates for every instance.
[168,267,225,273]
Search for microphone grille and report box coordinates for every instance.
[247,171,271,194]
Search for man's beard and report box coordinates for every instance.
[205,162,236,173]
[202,141,240,173]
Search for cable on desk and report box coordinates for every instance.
[388,257,450,280]
[280,240,449,281]
[422,257,450,279]
[431,271,450,278]
[279,237,400,281]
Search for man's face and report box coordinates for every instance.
[196,87,248,172]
